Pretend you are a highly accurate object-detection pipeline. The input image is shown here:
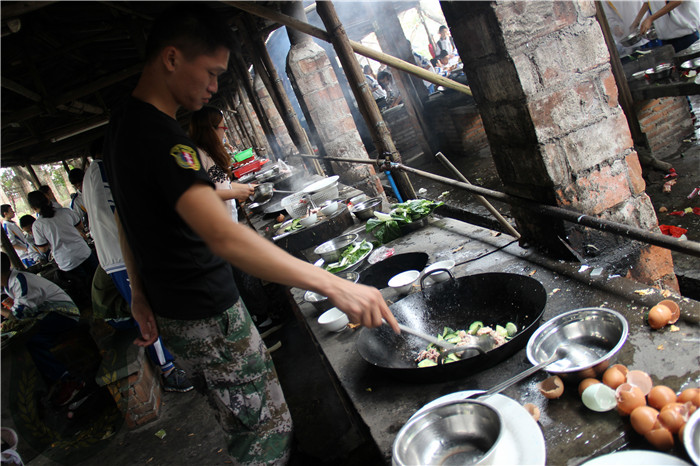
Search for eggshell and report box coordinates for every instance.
[603,366,627,389]
[616,383,646,415]
[523,403,540,422]
[582,383,617,412]
[648,305,671,329]
[578,378,601,397]
[658,299,680,324]
[538,375,564,399]
[648,385,677,410]
[630,406,659,435]
[610,364,628,376]
[645,426,674,450]
[626,370,653,396]
[658,405,685,434]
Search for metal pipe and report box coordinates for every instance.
[292,153,700,257]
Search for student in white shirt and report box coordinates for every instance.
[1,205,41,266]
[1,252,85,406]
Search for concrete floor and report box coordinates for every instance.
[10,98,699,466]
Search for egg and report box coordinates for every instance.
[630,406,659,435]
[645,426,674,450]
[648,304,672,329]
[616,383,646,415]
[578,378,601,397]
[648,385,677,410]
[610,364,629,376]
[523,403,540,422]
[658,405,685,434]
[582,383,617,412]
[603,366,627,389]
[626,370,653,396]
[538,375,564,399]
[678,388,700,407]
[658,299,680,324]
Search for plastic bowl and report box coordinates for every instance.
[423,260,456,283]
[299,213,318,227]
[388,270,420,295]
[318,307,349,332]
[320,200,340,216]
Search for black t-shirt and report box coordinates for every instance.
[103,97,238,320]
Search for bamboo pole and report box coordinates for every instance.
[223,1,472,96]
[316,1,416,201]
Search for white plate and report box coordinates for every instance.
[410,390,546,465]
[581,450,690,465]
[302,175,339,193]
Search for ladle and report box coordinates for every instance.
[383,320,456,352]
[464,347,568,400]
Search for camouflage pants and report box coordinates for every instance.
[156,299,292,465]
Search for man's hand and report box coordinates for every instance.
[326,280,400,333]
[640,17,653,35]
[131,294,159,346]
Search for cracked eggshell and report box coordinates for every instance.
[626,370,653,396]
[616,383,646,415]
[648,385,677,410]
[630,406,659,436]
[523,403,540,422]
[578,378,601,397]
[648,304,672,329]
[603,366,627,389]
[658,299,680,324]
[538,375,564,399]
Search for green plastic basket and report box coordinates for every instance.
[234,147,254,162]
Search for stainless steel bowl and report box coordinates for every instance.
[393,400,503,466]
[351,197,383,221]
[684,409,700,465]
[304,271,359,312]
[526,308,628,382]
[621,31,643,47]
[313,234,359,263]
[251,182,274,203]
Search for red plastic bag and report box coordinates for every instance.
[659,225,688,238]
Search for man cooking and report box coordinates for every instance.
[102,3,399,465]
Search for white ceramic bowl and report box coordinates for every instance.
[318,307,349,332]
[423,260,456,283]
[299,212,318,227]
[320,201,339,216]
[388,270,420,294]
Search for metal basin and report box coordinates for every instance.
[392,400,502,466]
[313,234,359,263]
[526,308,628,382]
[351,197,383,220]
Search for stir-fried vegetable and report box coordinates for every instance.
[325,240,371,274]
[274,218,304,233]
[415,322,518,367]
[366,199,443,244]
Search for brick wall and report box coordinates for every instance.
[636,97,694,156]
[254,74,296,157]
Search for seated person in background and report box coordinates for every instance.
[436,50,459,72]
[364,65,387,109]
[377,70,403,108]
[2,205,42,267]
[412,51,437,94]
[631,0,700,52]
[68,169,89,233]
[19,214,47,264]
[1,252,86,407]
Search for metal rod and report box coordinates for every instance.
[435,152,521,239]
[397,163,700,257]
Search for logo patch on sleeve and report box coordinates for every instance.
[170,144,201,171]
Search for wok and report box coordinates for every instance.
[356,273,547,382]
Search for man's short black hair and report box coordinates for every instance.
[439,25,448,32]
[38,185,51,195]
[144,2,234,63]
[19,215,35,229]
[0,204,11,216]
[1,252,10,275]
[437,50,449,59]
[68,168,85,185]
[377,71,392,82]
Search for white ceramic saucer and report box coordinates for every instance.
[410,390,546,465]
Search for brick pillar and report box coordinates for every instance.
[254,74,296,157]
[284,4,382,197]
[442,1,677,290]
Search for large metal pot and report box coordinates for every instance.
[356,273,547,382]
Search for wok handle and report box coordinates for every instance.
[419,268,454,291]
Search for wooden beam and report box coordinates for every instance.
[316,1,415,200]
[1,76,41,102]
[1,1,56,20]
[24,163,42,188]
[3,63,142,127]
[224,1,471,95]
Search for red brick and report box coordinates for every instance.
[600,69,619,108]
[625,152,646,195]
[574,164,630,215]
[133,410,159,427]
[626,246,679,291]
[327,85,345,101]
